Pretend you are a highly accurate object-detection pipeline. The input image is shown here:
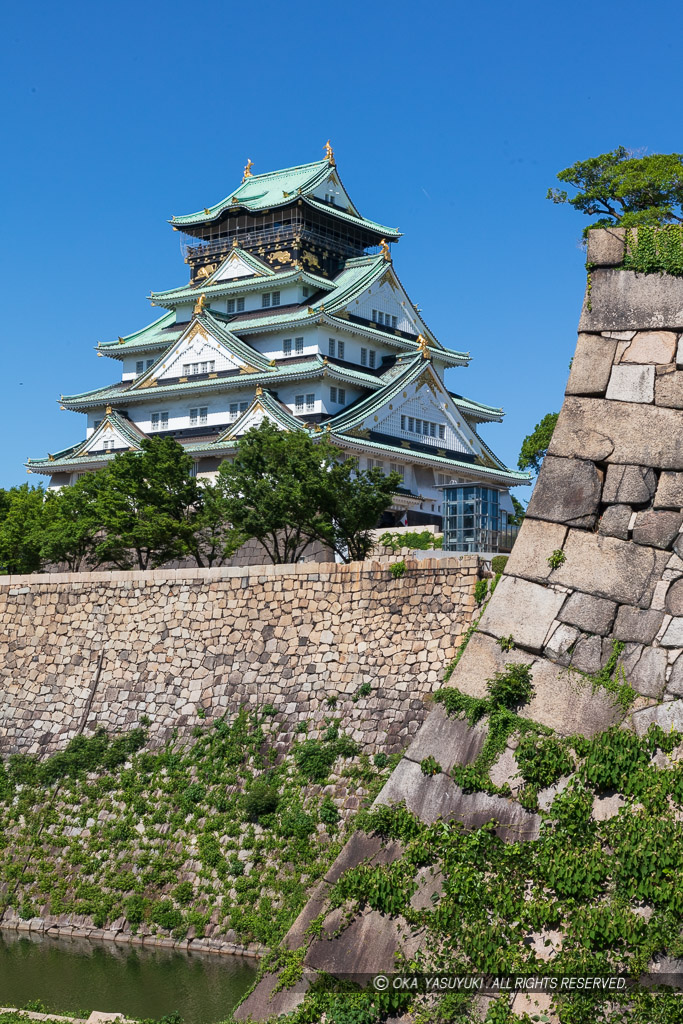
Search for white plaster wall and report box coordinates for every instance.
[352,281,417,334]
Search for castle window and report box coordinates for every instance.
[151,412,168,431]
[283,339,292,356]
[272,291,280,306]
[102,439,115,451]
[295,394,304,412]
[295,337,304,355]
[369,350,376,369]
[361,348,367,366]
[439,425,446,440]
[190,407,208,426]
[338,388,345,404]
[330,386,337,403]
[338,340,345,359]
[306,393,315,411]
[94,420,102,429]
[227,297,245,314]
[240,401,248,412]
[136,360,144,374]
[147,358,155,368]
[262,294,271,308]
[390,462,405,479]
[303,286,310,298]
[329,338,336,357]
[229,403,238,418]
[261,291,281,308]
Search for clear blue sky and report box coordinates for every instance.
[2,0,681,490]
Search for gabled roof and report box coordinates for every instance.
[215,389,304,441]
[449,393,504,423]
[96,311,182,358]
[170,157,399,238]
[326,355,432,432]
[149,264,333,308]
[27,411,145,468]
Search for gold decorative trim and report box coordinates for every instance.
[242,158,254,181]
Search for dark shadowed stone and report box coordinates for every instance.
[614,606,665,644]
[549,530,670,608]
[666,579,683,616]
[549,397,683,470]
[374,759,540,841]
[627,646,668,698]
[655,472,683,509]
[602,465,657,505]
[559,591,617,635]
[655,370,683,409]
[599,505,632,540]
[570,635,604,674]
[477,576,566,652]
[504,519,568,584]
[633,700,683,737]
[579,268,683,332]
[632,510,683,549]
[565,334,618,396]
[404,705,487,772]
[526,456,602,528]
[233,971,310,1021]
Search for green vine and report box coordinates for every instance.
[622,224,683,276]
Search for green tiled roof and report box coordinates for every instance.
[170,158,399,238]
[450,392,504,422]
[327,355,428,431]
[97,311,181,356]
[150,265,333,307]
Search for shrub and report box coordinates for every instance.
[491,555,508,575]
[474,578,489,604]
[353,682,372,702]
[172,881,194,905]
[373,752,389,769]
[198,833,224,869]
[486,663,534,709]
[244,780,280,821]
[390,560,406,578]
[515,735,574,788]
[319,796,340,828]
[547,548,566,569]
[151,898,183,931]
[124,893,146,925]
[420,756,442,777]
[294,740,337,783]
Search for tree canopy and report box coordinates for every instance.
[517,412,558,475]
[547,148,683,233]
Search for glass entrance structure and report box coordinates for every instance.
[442,485,519,552]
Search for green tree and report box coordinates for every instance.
[217,422,401,564]
[40,472,104,571]
[95,437,200,570]
[517,412,558,475]
[548,147,683,233]
[182,479,243,568]
[0,484,45,575]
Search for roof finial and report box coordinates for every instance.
[324,140,335,165]
[194,293,207,315]
[232,237,239,248]
[106,405,112,414]
[417,334,430,359]
[379,239,391,262]
[242,158,254,182]
[255,385,263,396]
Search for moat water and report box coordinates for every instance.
[0,932,257,1024]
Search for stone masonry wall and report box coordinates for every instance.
[0,556,481,758]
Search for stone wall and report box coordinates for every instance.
[238,230,683,1021]
[0,556,481,758]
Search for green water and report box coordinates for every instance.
[0,933,257,1024]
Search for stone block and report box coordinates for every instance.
[622,331,677,364]
[409,865,444,911]
[283,879,330,950]
[519,658,625,736]
[233,971,309,1022]
[374,758,540,841]
[660,618,683,647]
[447,631,535,699]
[537,775,571,812]
[504,519,568,584]
[558,591,617,635]
[480,578,566,653]
[599,504,632,540]
[666,579,683,615]
[666,655,683,695]
[627,646,668,698]
[579,268,683,331]
[655,369,683,408]
[549,529,670,608]
[632,510,683,549]
[614,606,664,644]
[585,228,627,267]
[565,333,617,396]
[544,623,580,663]
[655,472,683,509]
[404,705,487,772]
[304,909,409,975]
[488,746,523,793]
[605,364,654,403]
[570,635,604,674]
[633,699,683,737]
[592,793,626,821]
[602,464,656,505]
[548,397,683,470]
[526,456,602,528]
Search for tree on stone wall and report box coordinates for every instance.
[517,412,558,475]
[548,147,683,233]
[0,483,45,574]
[40,472,105,572]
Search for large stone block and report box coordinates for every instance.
[374,758,540,840]
[585,228,626,267]
[579,268,683,331]
[622,331,677,364]
[565,334,617,396]
[549,530,669,608]
[549,397,683,470]
[558,591,617,635]
[477,576,566,652]
[633,699,683,737]
[655,369,683,408]
[233,971,309,1021]
[606,364,654,403]
[404,705,487,772]
[655,472,683,509]
[660,618,683,647]
[504,519,568,584]
[666,579,683,616]
[518,658,625,737]
[304,908,408,975]
[632,510,683,549]
[602,464,656,505]
[526,456,602,528]
[447,631,535,700]
[627,646,668,698]
[613,605,664,644]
